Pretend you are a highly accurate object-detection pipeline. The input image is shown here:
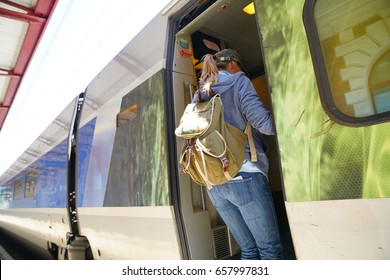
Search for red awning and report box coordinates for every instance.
[0,0,57,130]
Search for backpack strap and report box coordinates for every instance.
[194,143,212,189]
[197,83,215,103]
[197,84,202,103]
[197,85,257,163]
[178,139,195,174]
[244,123,257,162]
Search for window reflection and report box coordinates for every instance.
[314,0,390,117]
[369,51,390,113]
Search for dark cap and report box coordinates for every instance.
[214,49,249,76]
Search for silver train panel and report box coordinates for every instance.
[78,207,181,259]
[286,199,390,259]
[0,208,69,259]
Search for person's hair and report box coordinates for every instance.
[199,49,246,95]
[199,54,219,88]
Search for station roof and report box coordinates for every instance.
[0,0,57,131]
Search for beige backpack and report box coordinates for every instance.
[175,94,256,189]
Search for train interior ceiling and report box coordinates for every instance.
[174,0,292,258]
[177,0,265,79]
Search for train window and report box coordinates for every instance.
[105,70,170,207]
[304,0,390,126]
[24,168,38,198]
[0,185,13,206]
[13,178,23,200]
[369,50,390,113]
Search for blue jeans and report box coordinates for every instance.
[207,172,283,260]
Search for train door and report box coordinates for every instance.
[170,0,294,259]
[252,0,390,259]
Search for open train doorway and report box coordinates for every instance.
[170,0,295,259]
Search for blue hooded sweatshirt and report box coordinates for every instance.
[192,71,275,179]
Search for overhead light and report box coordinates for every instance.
[243,2,255,15]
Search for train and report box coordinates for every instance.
[0,0,389,260]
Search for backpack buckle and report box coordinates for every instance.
[179,165,188,174]
[187,138,196,146]
[180,143,194,174]
[220,156,229,172]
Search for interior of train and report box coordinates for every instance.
[172,0,295,259]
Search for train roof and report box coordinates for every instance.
[0,0,176,179]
